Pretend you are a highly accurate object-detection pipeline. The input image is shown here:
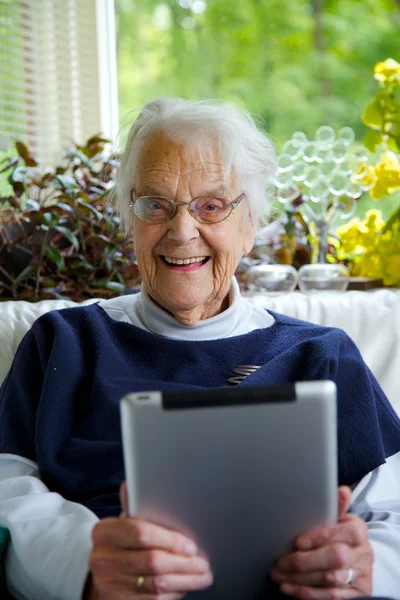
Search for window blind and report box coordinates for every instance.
[0,0,118,167]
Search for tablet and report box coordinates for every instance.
[121,381,338,599]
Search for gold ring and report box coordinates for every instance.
[136,575,145,590]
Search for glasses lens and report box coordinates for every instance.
[134,197,174,222]
[192,197,232,223]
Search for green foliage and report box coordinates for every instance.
[362,64,400,152]
[115,0,400,147]
[0,140,139,301]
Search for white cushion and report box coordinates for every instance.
[0,299,96,385]
[0,290,399,415]
[248,289,400,415]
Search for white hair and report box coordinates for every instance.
[114,97,277,233]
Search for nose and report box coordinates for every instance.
[166,205,200,244]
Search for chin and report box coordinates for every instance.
[162,284,208,307]
[165,295,206,313]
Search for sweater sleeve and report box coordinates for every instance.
[0,323,99,600]
[328,329,400,487]
[350,451,400,599]
[0,455,98,600]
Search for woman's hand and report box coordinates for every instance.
[86,483,213,600]
[270,486,373,599]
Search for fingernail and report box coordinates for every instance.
[297,538,312,550]
[203,573,214,586]
[198,560,211,573]
[281,583,296,595]
[184,542,197,555]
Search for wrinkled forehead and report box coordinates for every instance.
[135,129,235,188]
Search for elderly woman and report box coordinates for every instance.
[0,98,400,600]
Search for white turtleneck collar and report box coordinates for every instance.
[98,277,274,341]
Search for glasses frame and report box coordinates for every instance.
[128,192,246,224]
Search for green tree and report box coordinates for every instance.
[116,0,399,146]
[115,0,400,218]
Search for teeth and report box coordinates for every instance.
[164,256,206,265]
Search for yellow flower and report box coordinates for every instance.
[364,209,385,232]
[337,213,400,286]
[374,58,400,88]
[368,152,400,199]
[382,253,400,286]
[353,254,383,280]
[336,219,362,254]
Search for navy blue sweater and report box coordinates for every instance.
[1,304,400,519]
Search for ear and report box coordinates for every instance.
[242,216,256,255]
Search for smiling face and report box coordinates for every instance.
[132,130,255,326]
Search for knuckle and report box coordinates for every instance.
[91,521,106,545]
[331,544,348,568]
[88,550,107,574]
[146,549,162,572]
[291,553,306,571]
[325,569,339,586]
[297,586,313,600]
[362,545,374,569]
[316,530,329,546]
[91,518,117,545]
[130,520,150,547]
[152,575,168,594]
[328,591,342,600]
[350,521,366,545]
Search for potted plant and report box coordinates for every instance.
[0,137,140,301]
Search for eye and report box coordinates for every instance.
[195,197,225,212]
[142,197,170,216]
[203,202,219,212]
[148,201,164,211]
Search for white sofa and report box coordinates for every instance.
[0,289,399,416]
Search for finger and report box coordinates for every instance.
[136,596,182,600]
[92,518,198,556]
[296,515,368,550]
[137,572,214,594]
[133,550,211,576]
[276,543,350,574]
[90,548,211,577]
[338,486,352,519]
[271,567,358,588]
[280,582,356,599]
[120,481,129,517]
[97,592,182,600]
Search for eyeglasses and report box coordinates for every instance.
[129,192,246,225]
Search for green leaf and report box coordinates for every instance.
[389,136,400,152]
[44,245,65,270]
[105,281,125,292]
[24,198,41,211]
[43,212,55,226]
[9,166,27,183]
[86,135,110,145]
[55,226,80,250]
[362,99,383,130]
[13,265,38,285]
[87,234,113,245]
[0,157,19,173]
[53,175,79,195]
[363,129,383,152]
[382,206,400,233]
[76,198,103,220]
[15,141,38,166]
[55,201,75,214]
[74,148,93,168]
[385,121,400,137]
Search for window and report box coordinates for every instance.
[0,0,118,167]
